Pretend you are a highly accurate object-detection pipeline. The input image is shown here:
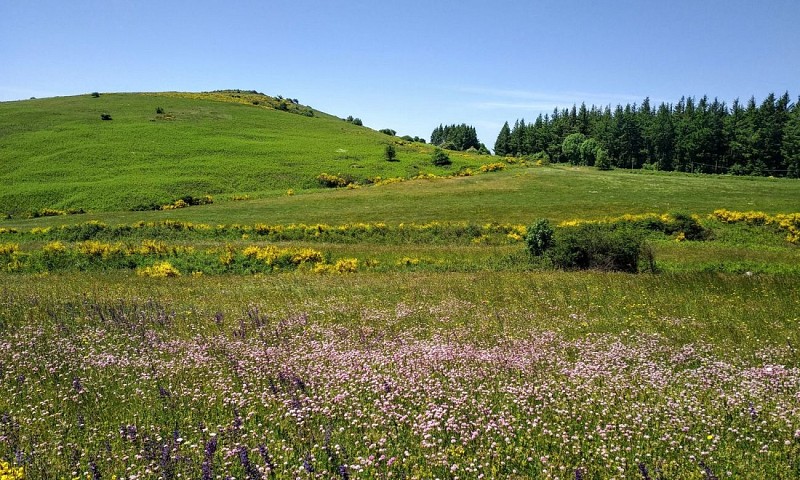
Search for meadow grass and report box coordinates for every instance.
[1,271,799,478]
[3,165,800,230]
[0,93,476,216]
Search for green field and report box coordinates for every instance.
[0,92,481,217]
[1,92,799,479]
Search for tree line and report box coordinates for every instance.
[431,124,490,154]
[493,92,800,177]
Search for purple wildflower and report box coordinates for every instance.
[638,462,652,480]
[237,445,262,480]
[338,464,350,480]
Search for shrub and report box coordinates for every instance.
[548,224,648,273]
[431,148,451,166]
[384,144,397,162]
[479,162,506,172]
[595,148,612,170]
[525,219,554,256]
[379,128,397,136]
[531,151,550,165]
[137,262,181,278]
[100,113,112,121]
[665,212,708,240]
[316,173,351,188]
[91,92,100,98]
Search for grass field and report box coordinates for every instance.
[0,92,480,217]
[1,92,800,479]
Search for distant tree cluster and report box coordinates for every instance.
[430,124,482,151]
[379,128,397,136]
[400,135,426,144]
[345,115,363,126]
[494,92,800,177]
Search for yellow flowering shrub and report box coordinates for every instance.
[77,241,123,258]
[710,209,800,244]
[137,262,181,278]
[396,257,420,266]
[43,241,67,253]
[0,243,20,256]
[242,245,280,264]
[136,240,171,255]
[291,248,325,264]
[313,258,358,273]
[316,173,350,188]
[479,162,506,172]
[0,461,24,479]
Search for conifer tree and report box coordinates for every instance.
[494,122,512,156]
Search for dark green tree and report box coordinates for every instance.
[431,124,481,151]
[782,99,800,178]
[384,144,397,162]
[494,122,512,156]
[431,148,451,166]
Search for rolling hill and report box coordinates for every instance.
[0,91,480,217]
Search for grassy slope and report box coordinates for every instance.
[4,165,799,228]
[0,92,477,215]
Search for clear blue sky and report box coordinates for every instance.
[2,0,798,145]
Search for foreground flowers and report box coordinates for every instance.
[1,296,798,479]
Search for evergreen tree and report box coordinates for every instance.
[652,102,675,171]
[431,124,481,151]
[782,98,800,178]
[494,122,512,156]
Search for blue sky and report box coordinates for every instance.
[1,0,798,145]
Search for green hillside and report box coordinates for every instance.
[3,164,798,229]
[0,91,480,217]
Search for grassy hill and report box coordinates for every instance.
[0,91,480,217]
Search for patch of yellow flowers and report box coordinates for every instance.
[479,162,506,172]
[137,261,181,278]
[0,461,24,479]
[710,209,800,244]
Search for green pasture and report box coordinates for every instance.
[0,92,470,216]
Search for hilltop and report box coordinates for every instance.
[0,91,484,217]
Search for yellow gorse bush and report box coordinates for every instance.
[137,262,181,278]
[710,209,800,244]
[76,241,124,258]
[0,243,20,256]
[479,162,506,172]
[42,241,67,253]
[558,213,673,228]
[313,258,358,274]
[0,461,24,480]
[242,245,325,266]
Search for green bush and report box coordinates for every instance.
[595,148,612,170]
[665,212,708,240]
[525,219,554,256]
[431,148,451,166]
[384,144,397,162]
[548,224,649,273]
